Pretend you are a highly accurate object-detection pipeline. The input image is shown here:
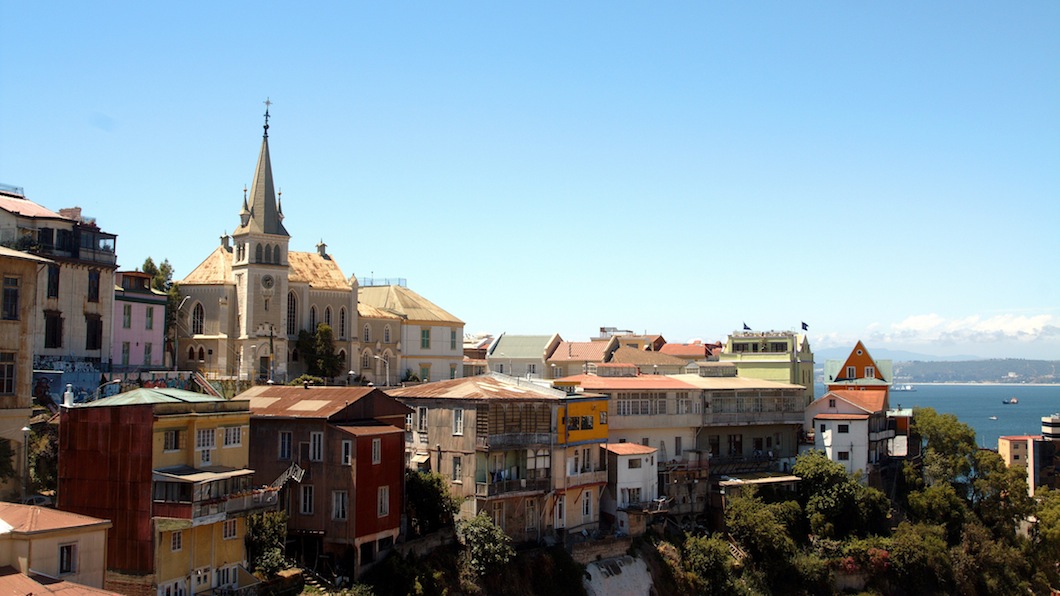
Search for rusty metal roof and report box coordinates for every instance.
[0,566,120,595]
[0,503,111,534]
[244,385,375,417]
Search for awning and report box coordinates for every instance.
[411,453,430,464]
[153,466,255,484]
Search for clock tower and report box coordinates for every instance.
[230,101,290,381]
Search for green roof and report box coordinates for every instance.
[82,387,227,407]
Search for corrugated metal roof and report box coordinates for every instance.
[669,374,804,390]
[244,385,375,417]
[0,503,111,534]
[153,465,254,484]
[0,566,120,595]
[0,246,53,265]
[386,374,565,401]
[81,387,228,407]
[0,194,69,220]
[359,285,463,324]
[490,334,557,359]
[336,423,404,436]
[604,443,657,455]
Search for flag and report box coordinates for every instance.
[743,322,751,331]
[801,322,808,331]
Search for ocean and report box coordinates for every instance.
[816,383,1060,449]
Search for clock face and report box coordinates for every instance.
[261,275,274,289]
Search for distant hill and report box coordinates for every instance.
[813,347,981,363]
[892,359,1060,384]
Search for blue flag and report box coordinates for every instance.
[801,322,808,331]
[743,322,751,331]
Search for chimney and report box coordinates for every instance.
[63,384,73,408]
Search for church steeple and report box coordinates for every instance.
[235,99,289,238]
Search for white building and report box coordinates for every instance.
[600,443,658,536]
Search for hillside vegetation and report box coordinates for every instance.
[893,359,1059,384]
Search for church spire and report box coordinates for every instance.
[234,99,289,238]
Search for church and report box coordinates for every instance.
[177,108,463,384]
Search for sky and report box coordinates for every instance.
[1,3,1058,360]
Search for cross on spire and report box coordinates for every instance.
[263,97,272,137]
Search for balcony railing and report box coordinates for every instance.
[156,488,279,522]
[476,432,554,449]
[566,468,607,488]
[474,477,551,497]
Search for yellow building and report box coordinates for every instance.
[555,394,609,534]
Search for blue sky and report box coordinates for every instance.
[2,3,1058,359]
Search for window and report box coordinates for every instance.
[820,424,826,433]
[600,411,607,425]
[333,491,348,520]
[279,431,292,459]
[223,519,237,540]
[527,363,537,375]
[286,293,297,335]
[363,324,371,343]
[675,436,683,457]
[417,407,428,432]
[122,304,132,328]
[452,455,463,481]
[46,266,59,298]
[828,398,836,408]
[146,306,154,330]
[192,303,204,335]
[378,485,390,517]
[450,329,457,350]
[450,364,457,379]
[121,342,130,365]
[628,458,642,469]
[845,366,855,378]
[838,424,849,434]
[453,408,464,435]
[1,277,18,320]
[582,492,592,519]
[301,485,314,514]
[420,328,430,349]
[372,438,381,464]
[197,428,214,464]
[87,270,100,302]
[1014,454,1021,461]
[255,244,263,263]
[556,497,565,528]
[419,365,430,382]
[324,306,332,327]
[171,531,183,551]
[384,326,391,343]
[86,314,103,351]
[309,306,317,330]
[44,311,62,348]
[310,432,323,461]
[144,342,153,365]
[339,307,346,338]
[224,426,242,447]
[865,366,875,378]
[362,350,371,370]
[526,499,536,529]
[59,543,77,574]
[164,429,182,451]
[837,451,850,461]
[0,353,14,394]
[342,440,352,465]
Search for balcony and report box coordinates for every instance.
[870,429,897,442]
[474,477,551,497]
[154,487,279,524]
[565,468,607,488]
[476,432,554,450]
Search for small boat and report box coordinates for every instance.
[1003,398,1019,405]
[989,416,998,420]
[892,384,916,392]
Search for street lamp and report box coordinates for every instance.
[173,295,190,372]
[21,425,30,501]
[373,356,390,387]
[93,379,122,402]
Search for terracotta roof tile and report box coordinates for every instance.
[0,503,111,534]
[609,346,689,367]
[288,251,351,290]
[822,389,888,413]
[553,373,697,391]
[181,246,232,285]
[549,341,612,362]
[604,443,657,455]
[659,344,710,358]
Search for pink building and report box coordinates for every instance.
[110,270,168,371]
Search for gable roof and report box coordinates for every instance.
[358,302,402,320]
[82,387,227,407]
[287,251,351,290]
[0,193,70,220]
[385,373,566,401]
[359,285,463,324]
[811,389,889,414]
[549,339,617,363]
[608,346,689,367]
[658,343,710,359]
[488,334,560,360]
[244,385,410,419]
[824,340,892,384]
[181,246,233,285]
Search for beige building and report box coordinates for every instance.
[718,330,814,402]
[0,246,50,499]
[0,502,113,590]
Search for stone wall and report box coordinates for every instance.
[571,536,632,565]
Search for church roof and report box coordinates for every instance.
[181,246,232,285]
[359,285,463,324]
[288,251,351,290]
[234,115,288,237]
[358,302,402,320]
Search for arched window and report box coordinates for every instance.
[310,306,317,330]
[255,244,263,263]
[274,246,282,264]
[292,349,299,362]
[363,324,371,343]
[192,303,204,335]
[338,350,347,368]
[383,325,391,344]
[197,347,205,361]
[324,307,332,327]
[339,308,347,338]
[187,347,195,361]
[286,292,297,335]
[264,244,272,263]
[362,350,372,370]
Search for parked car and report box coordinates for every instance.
[22,494,53,507]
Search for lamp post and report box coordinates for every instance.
[21,425,29,501]
[173,295,190,371]
[93,379,122,402]
[373,356,390,387]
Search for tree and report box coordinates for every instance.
[457,513,514,576]
[405,470,462,535]
[950,521,1031,596]
[912,407,977,488]
[724,487,796,563]
[143,257,181,366]
[967,449,1034,539]
[0,440,15,486]
[246,511,290,577]
[682,533,736,595]
[793,450,859,538]
[889,522,953,594]
[907,482,967,544]
[28,424,58,493]
[1032,488,1060,587]
[313,323,343,379]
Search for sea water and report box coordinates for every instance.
[815,383,1060,450]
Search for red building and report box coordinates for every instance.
[244,384,410,577]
